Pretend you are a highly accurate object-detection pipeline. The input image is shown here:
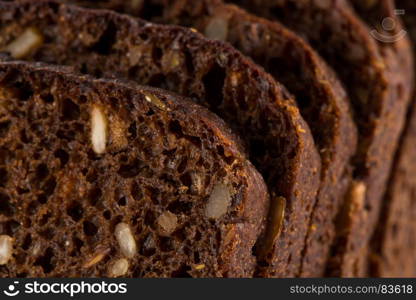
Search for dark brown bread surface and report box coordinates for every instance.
[71,0,358,278]
[64,0,145,14]
[0,1,322,277]
[367,0,416,278]
[368,106,416,278]
[345,0,415,277]
[230,0,414,277]
[0,60,270,277]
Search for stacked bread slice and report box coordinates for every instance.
[112,0,358,278]
[0,0,414,277]
[228,0,414,277]
[0,60,271,277]
[368,0,416,278]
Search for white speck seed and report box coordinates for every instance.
[91,105,107,154]
[5,27,43,59]
[350,181,367,210]
[205,183,232,219]
[0,235,13,265]
[108,258,129,277]
[114,223,137,258]
[157,211,178,236]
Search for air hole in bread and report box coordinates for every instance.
[145,108,155,117]
[70,237,84,257]
[171,264,192,277]
[159,237,173,252]
[193,251,201,264]
[0,121,10,138]
[0,192,13,216]
[167,200,193,215]
[22,234,32,250]
[177,157,188,173]
[35,247,54,273]
[168,120,183,138]
[127,65,140,78]
[88,187,102,206]
[67,201,83,222]
[152,47,163,62]
[13,81,33,101]
[186,136,202,148]
[26,201,38,215]
[109,96,120,110]
[0,148,11,165]
[194,231,202,242]
[42,177,56,198]
[118,159,143,178]
[16,187,29,195]
[144,211,155,228]
[140,233,156,257]
[127,122,137,140]
[83,221,98,236]
[130,181,143,202]
[103,210,111,220]
[0,168,7,187]
[180,172,192,188]
[91,21,117,55]
[4,220,19,236]
[39,227,54,240]
[22,217,32,228]
[54,149,69,167]
[37,194,47,205]
[86,170,98,183]
[39,212,51,226]
[203,63,226,109]
[139,32,148,41]
[40,93,54,104]
[61,98,80,121]
[183,49,195,74]
[35,163,49,181]
[145,187,160,205]
[19,129,31,144]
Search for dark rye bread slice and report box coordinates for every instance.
[0,1,321,277]
[0,60,269,277]
[368,107,416,278]
[367,0,416,277]
[342,0,415,277]
[231,0,414,277]
[69,0,358,278]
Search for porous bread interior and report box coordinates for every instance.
[0,67,251,277]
